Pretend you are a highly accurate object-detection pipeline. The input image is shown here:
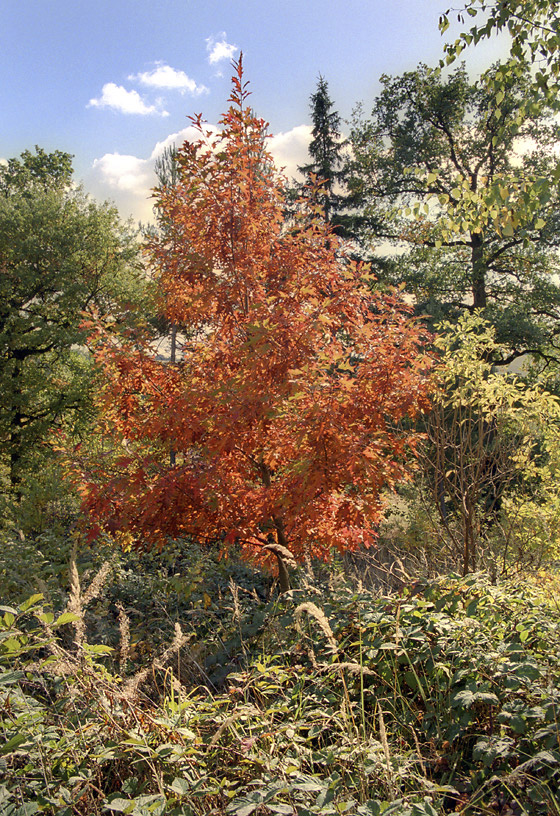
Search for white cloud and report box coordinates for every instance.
[88,128,215,222]
[92,153,152,194]
[206,32,238,65]
[150,124,221,160]
[269,126,312,180]
[88,83,168,116]
[91,126,220,197]
[130,62,208,96]
[89,124,311,223]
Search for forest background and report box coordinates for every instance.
[2,2,560,815]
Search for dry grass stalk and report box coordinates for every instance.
[294,602,338,654]
[82,561,111,606]
[65,557,111,651]
[377,701,396,798]
[116,603,131,671]
[411,727,426,776]
[67,557,85,649]
[123,622,188,700]
[229,578,241,623]
[317,661,376,676]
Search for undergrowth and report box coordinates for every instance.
[1,542,559,815]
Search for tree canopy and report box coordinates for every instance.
[0,148,145,501]
[0,145,74,195]
[80,60,432,576]
[440,0,560,91]
[345,60,560,364]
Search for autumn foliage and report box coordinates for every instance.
[81,60,432,566]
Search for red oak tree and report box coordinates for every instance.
[81,60,432,576]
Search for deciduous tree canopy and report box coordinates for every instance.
[345,61,560,365]
[81,60,432,569]
[0,147,145,499]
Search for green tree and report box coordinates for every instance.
[345,61,560,364]
[297,76,386,269]
[0,148,145,509]
[154,144,180,191]
[298,75,345,227]
[0,145,74,196]
[440,1,560,98]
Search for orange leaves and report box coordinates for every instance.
[82,59,433,564]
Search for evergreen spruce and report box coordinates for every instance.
[298,75,344,227]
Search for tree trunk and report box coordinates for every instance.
[169,323,177,467]
[9,357,24,500]
[471,232,487,309]
[259,458,294,593]
[272,517,291,592]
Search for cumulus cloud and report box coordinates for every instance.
[206,32,238,66]
[92,153,153,194]
[269,126,312,180]
[130,62,208,96]
[90,124,310,223]
[88,83,168,116]
[150,124,221,160]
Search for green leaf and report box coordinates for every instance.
[451,689,475,708]
[518,750,559,771]
[502,219,514,236]
[83,643,114,655]
[12,804,41,816]
[0,734,26,755]
[131,795,167,815]
[0,671,24,686]
[226,795,261,816]
[18,594,44,612]
[292,779,325,792]
[473,691,499,706]
[105,798,135,814]
[170,778,190,795]
[52,612,81,628]
[357,803,382,816]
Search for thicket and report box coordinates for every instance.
[1,543,559,816]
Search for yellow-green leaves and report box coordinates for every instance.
[427,313,560,571]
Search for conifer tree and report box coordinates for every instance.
[298,75,345,227]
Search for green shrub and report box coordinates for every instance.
[1,561,559,815]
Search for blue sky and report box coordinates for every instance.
[1,0,509,223]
